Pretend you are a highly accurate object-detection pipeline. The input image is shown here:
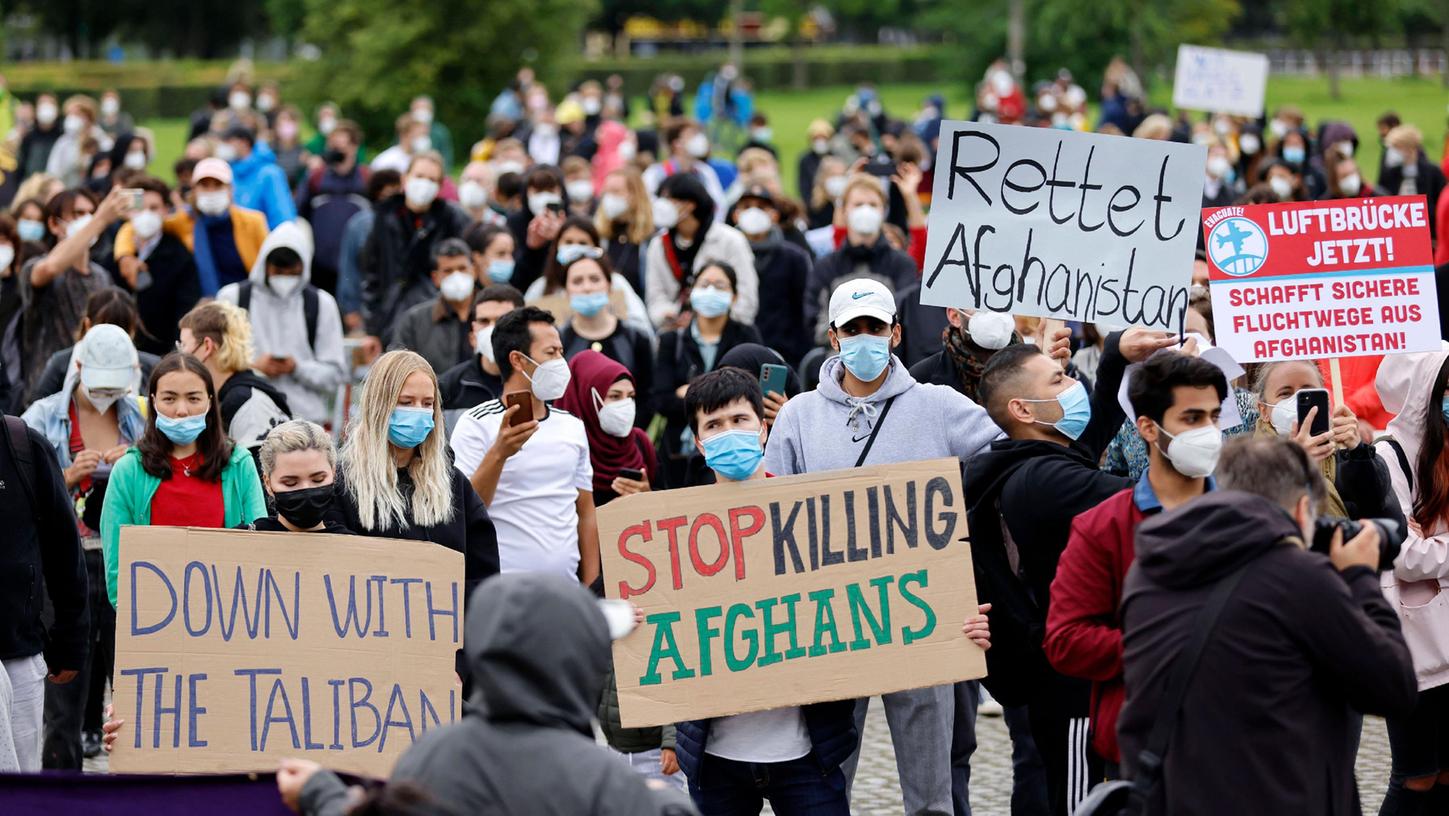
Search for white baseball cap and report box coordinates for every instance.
[77,324,138,391]
[193,157,233,185]
[828,278,896,328]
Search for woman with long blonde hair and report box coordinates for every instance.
[178,299,292,453]
[330,351,497,592]
[594,167,653,295]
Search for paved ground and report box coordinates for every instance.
[86,697,1396,814]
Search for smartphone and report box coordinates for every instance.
[1296,388,1331,436]
[545,202,566,215]
[505,391,532,427]
[121,187,144,212]
[760,363,789,397]
[618,467,645,482]
[865,159,898,178]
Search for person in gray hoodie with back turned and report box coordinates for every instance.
[293,572,697,816]
[217,222,347,425]
[763,278,1011,816]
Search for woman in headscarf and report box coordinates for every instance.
[555,350,657,507]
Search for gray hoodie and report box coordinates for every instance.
[385,573,697,816]
[217,222,347,424]
[765,354,1002,475]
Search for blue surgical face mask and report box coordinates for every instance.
[388,406,435,448]
[1283,145,1305,165]
[1021,380,1092,440]
[556,244,600,267]
[837,333,891,382]
[690,285,733,319]
[1441,401,1449,427]
[570,291,610,317]
[156,411,208,445]
[487,259,515,283]
[17,218,45,243]
[701,429,765,482]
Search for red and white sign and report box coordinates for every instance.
[1202,196,1439,364]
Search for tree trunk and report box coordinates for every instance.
[728,0,744,72]
[1007,0,1026,79]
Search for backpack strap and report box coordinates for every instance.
[853,396,897,469]
[3,415,37,507]
[237,281,252,313]
[1383,436,1414,493]
[1132,561,1252,798]
[303,287,319,351]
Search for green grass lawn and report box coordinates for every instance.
[137,75,1446,194]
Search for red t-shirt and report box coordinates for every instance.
[150,453,225,529]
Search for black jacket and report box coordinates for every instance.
[505,206,554,296]
[749,235,813,366]
[387,573,696,816]
[0,418,89,670]
[361,195,470,340]
[28,347,162,409]
[252,516,355,535]
[132,233,202,356]
[897,281,950,369]
[803,236,918,347]
[651,320,763,460]
[439,355,504,412]
[962,334,1130,704]
[328,468,499,605]
[1379,156,1447,239]
[1118,491,1416,816]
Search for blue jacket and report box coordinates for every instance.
[22,389,147,471]
[231,144,298,229]
[674,699,858,785]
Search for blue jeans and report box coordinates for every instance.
[690,752,850,816]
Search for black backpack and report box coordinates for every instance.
[2,414,39,507]
[237,281,320,351]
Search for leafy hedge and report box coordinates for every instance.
[4,46,948,119]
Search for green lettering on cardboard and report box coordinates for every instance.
[808,588,846,656]
[694,606,724,678]
[756,593,806,667]
[639,611,695,686]
[724,603,759,672]
[846,575,896,651]
[899,570,937,645]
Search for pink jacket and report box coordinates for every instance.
[1374,346,1449,690]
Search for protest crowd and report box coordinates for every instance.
[0,52,1448,816]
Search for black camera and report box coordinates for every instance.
[1311,517,1405,572]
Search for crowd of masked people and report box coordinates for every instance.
[0,57,1446,816]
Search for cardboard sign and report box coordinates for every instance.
[1172,44,1270,118]
[1203,196,1439,363]
[922,121,1206,333]
[599,458,984,728]
[529,289,629,324]
[110,527,464,779]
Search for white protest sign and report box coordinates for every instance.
[922,121,1206,333]
[1172,45,1269,118]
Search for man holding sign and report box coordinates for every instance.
[920,121,1206,336]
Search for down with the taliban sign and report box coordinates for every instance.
[599,458,986,729]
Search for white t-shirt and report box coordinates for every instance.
[705,707,811,763]
[450,399,592,578]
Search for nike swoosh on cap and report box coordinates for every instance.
[852,292,869,300]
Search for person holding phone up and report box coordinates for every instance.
[1252,360,1403,524]
[555,350,656,508]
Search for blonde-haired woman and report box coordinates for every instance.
[178,300,292,452]
[329,351,498,592]
[253,420,351,534]
[594,167,653,296]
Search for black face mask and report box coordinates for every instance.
[271,484,334,530]
[324,148,347,166]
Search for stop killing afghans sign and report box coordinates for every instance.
[110,527,464,779]
[921,120,1207,333]
[1203,195,1440,363]
[599,458,985,729]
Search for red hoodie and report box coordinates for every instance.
[1045,473,1213,763]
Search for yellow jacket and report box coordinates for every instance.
[114,205,269,270]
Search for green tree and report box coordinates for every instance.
[297,0,596,155]
[1281,0,1403,98]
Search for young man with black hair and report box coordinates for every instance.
[439,284,525,424]
[449,306,599,586]
[388,238,482,376]
[965,327,1175,814]
[674,365,857,815]
[1043,350,1227,776]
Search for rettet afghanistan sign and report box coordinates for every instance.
[922,120,1206,332]
[599,459,985,729]
[1203,195,1440,363]
[110,527,464,779]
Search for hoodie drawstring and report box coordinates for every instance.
[846,397,878,432]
